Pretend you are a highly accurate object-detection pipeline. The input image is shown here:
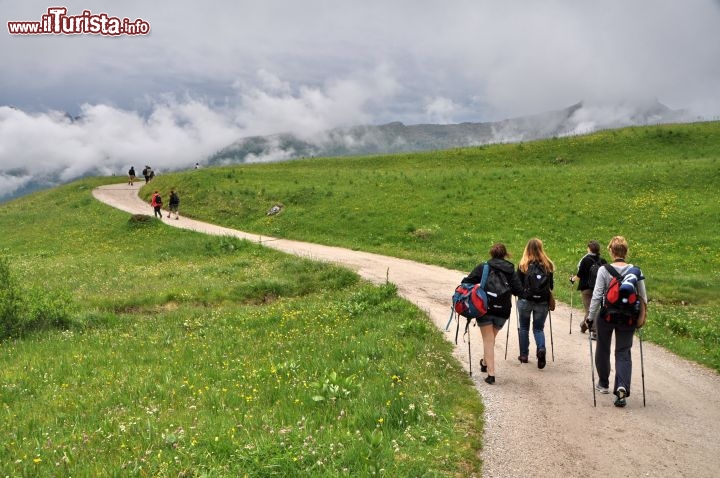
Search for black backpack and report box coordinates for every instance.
[485,267,512,318]
[524,262,550,302]
[587,255,605,290]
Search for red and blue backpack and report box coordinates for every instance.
[452,264,489,319]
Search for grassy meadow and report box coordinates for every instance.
[146,122,720,370]
[0,181,483,476]
[1,121,719,476]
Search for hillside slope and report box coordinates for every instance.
[94,184,720,478]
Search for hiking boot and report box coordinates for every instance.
[480,359,488,373]
[614,387,627,407]
[537,348,547,369]
[595,383,610,394]
[484,375,495,385]
[518,355,529,364]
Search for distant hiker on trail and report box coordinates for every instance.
[571,240,607,339]
[128,166,136,186]
[587,236,647,407]
[516,238,555,369]
[461,243,523,384]
[194,162,200,169]
[142,166,150,183]
[150,190,163,218]
[167,188,180,220]
[148,167,155,181]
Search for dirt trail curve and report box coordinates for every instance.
[93,184,719,478]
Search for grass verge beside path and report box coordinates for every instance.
[148,122,720,371]
[0,178,483,476]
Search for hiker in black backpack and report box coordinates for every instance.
[167,188,180,220]
[570,240,607,338]
[516,238,555,369]
[587,236,647,408]
[461,243,523,384]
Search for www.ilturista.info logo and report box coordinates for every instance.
[7,7,150,36]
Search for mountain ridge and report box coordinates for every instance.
[208,100,689,165]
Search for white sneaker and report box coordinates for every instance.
[595,383,610,394]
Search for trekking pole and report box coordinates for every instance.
[504,299,515,360]
[589,331,597,407]
[569,283,574,334]
[445,306,455,332]
[639,328,646,407]
[516,304,521,359]
[467,320,473,377]
[548,309,555,362]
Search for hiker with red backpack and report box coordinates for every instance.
[587,236,647,407]
[570,240,607,339]
[459,243,523,384]
[150,190,163,218]
[516,238,555,369]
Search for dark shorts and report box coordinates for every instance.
[476,314,508,329]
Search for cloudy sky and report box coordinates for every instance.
[1,0,719,198]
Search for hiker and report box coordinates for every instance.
[167,188,180,220]
[148,167,155,181]
[570,240,607,339]
[128,166,136,186]
[516,238,555,369]
[142,166,150,183]
[587,236,647,407]
[461,243,523,384]
[150,190,163,218]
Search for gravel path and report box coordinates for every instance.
[94,184,720,478]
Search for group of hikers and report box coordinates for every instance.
[149,188,180,220]
[127,166,156,185]
[458,236,647,408]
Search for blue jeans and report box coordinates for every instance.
[517,298,548,357]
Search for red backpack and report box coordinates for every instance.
[602,265,642,325]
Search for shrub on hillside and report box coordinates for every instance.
[0,257,24,337]
[0,257,75,339]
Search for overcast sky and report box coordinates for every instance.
[1,0,719,197]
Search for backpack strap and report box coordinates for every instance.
[479,263,490,289]
[604,263,623,280]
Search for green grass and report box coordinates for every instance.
[0,179,483,476]
[2,121,719,474]
[146,122,720,370]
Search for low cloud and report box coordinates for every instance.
[0,68,402,199]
